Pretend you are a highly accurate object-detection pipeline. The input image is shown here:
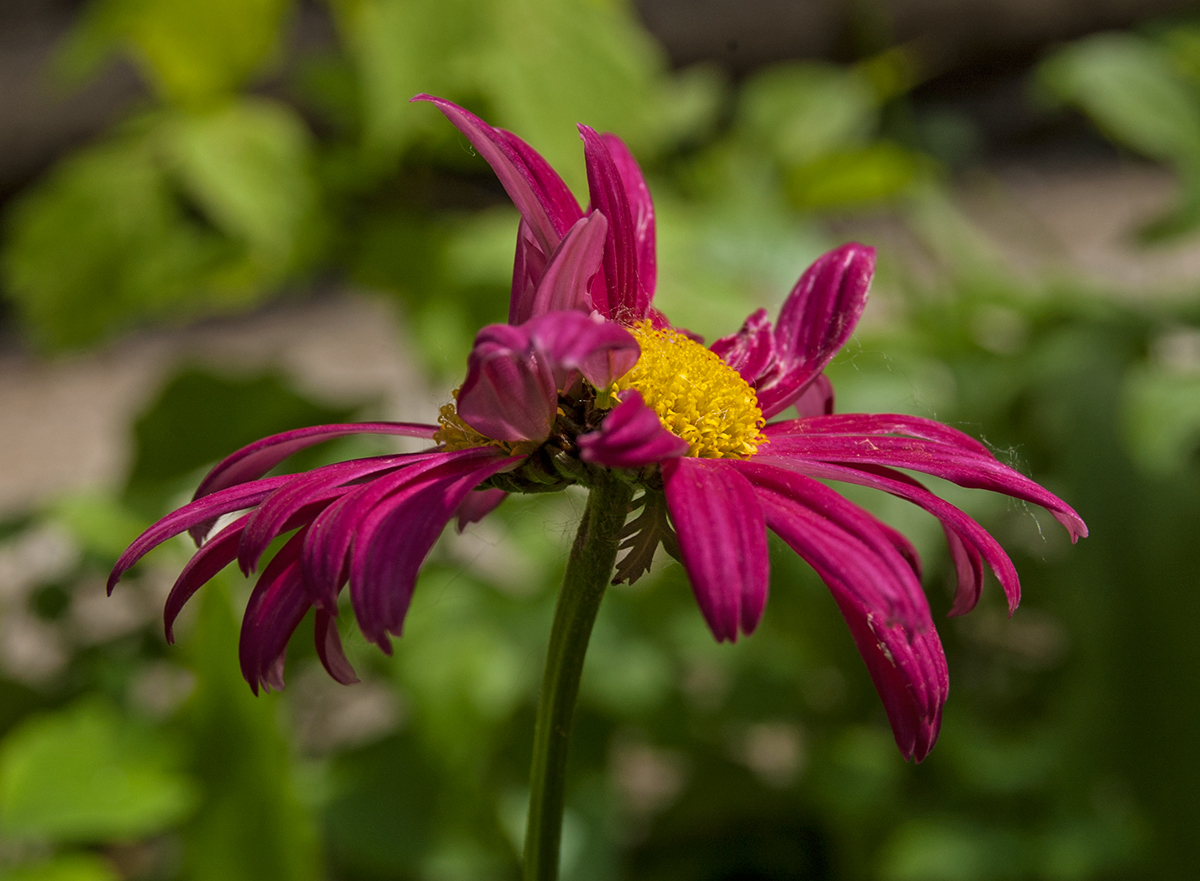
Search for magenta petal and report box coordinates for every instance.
[832,590,948,762]
[315,610,359,685]
[600,133,656,304]
[765,413,994,456]
[349,455,515,650]
[520,213,609,323]
[108,475,292,593]
[762,429,1088,542]
[662,458,770,641]
[737,461,932,631]
[755,244,875,417]
[236,455,424,575]
[579,124,640,321]
[774,243,874,371]
[458,324,558,442]
[711,308,776,383]
[527,310,640,390]
[792,374,835,418]
[164,514,248,642]
[510,220,547,325]
[455,488,507,532]
[748,480,946,761]
[413,95,579,254]
[301,449,504,613]
[754,453,1022,615]
[239,530,311,693]
[578,391,689,468]
[192,422,437,505]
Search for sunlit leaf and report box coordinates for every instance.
[66,0,292,105]
[0,700,197,842]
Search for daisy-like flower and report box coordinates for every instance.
[109,96,1085,770]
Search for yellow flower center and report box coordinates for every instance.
[614,321,766,458]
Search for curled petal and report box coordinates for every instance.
[164,514,248,642]
[833,591,948,762]
[579,124,640,321]
[527,310,640,390]
[578,391,689,469]
[747,475,946,761]
[754,453,1022,615]
[519,213,608,323]
[349,455,516,651]
[315,610,359,685]
[662,459,770,641]
[237,455,425,575]
[712,308,776,383]
[413,95,579,254]
[755,244,875,417]
[792,373,835,418]
[301,449,505,613]
[601,133,656,301]
[192,422,437,508]
[736,461,932,631]
[455,488,507,531]
[109,475,292,593]
[458,325,558,442]
[239,530,311,693]
[762,429,1088,542]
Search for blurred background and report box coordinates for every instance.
[2,0,1200,878]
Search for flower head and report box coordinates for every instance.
[109,96,1085,762]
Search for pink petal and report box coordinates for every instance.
[455,488,507,532]
[315,610,359,685]
[755,244,875,417]
[413,95,580,255]
[601,133,656,303]
[735,460,931,631]
[109,475,292,593]
[711,308,776,383]
[578,390,689,469]
[748,478,947,761]
[164,514,249,643]
[349,455,516,650]
[662,458,770,641]
[192,422,437,508]
[238,530,311,693]
[754,453,1022,615]
[792,374,835,418]
[520,213,609,323]
[458,324,558,442]
[762,431,1088,541]
[527,310,640,390]
[579,124,641,322]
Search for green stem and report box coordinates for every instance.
[524,473,633,881]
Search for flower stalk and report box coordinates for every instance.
[524,473,634,881]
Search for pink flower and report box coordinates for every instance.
[109,97,1085,762]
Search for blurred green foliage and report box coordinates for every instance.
[2,1,1200,880]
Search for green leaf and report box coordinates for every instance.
[785,142,928,209]
[161,99,321,275]
[1,132,228,350]
[127,367,354,496]
[331,0,479,161]
[0,700,197,842]
[476,0,680,192]
[1039,33,1200,166]
[180,579,321,881]
[1,854,120,881]
[68,0,292,106]
[738,62,877,166]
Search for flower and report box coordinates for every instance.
[109,96,1085,762]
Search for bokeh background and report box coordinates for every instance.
[2,1,1200,879]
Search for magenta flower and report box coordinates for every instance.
[109,96,1085,764]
